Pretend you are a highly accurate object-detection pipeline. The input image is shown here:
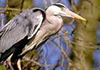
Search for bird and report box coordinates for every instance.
[0,3,86,70]
[0,7,46,70]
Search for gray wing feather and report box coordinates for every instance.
[0,8,45,53]
[28,14,43,39]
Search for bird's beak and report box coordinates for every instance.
[61,8,86,21]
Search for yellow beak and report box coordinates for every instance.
[62,8,86,21]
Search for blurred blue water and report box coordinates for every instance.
[37,24,74,70]
[33,0,46,9]
[33,0,71,9]
[97,24,100,41]
[72,0,81,6]
[0,0,7,28]
[94,50,100,70]
[93,23,100,70]
[0,0,7,12]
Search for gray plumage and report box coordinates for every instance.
[0,8,45,61]
[0,3,86,63]
[20,3,86,56]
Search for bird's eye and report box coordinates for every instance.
[54,14,61,18]
[58,15,61,18]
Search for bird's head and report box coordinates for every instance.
[46,3,86,21]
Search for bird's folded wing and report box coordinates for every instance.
[0,8,45,53]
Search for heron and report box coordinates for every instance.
[0,3,86,70]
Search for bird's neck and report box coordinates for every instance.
[45,13,63,34]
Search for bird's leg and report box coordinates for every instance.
[6,54,14,70]
[17,59,22,70]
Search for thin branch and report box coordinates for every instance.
[23,57,52,67]
[0,8,22,12]
[50,37,80,70]
[20,0,25,12]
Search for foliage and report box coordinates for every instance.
[0,0,100,70]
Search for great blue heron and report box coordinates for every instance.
[0,3,86,70]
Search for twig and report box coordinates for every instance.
[0,8,23,12]
[20,0,25,12]
[50,37,80,70]
[23,57,52,67]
